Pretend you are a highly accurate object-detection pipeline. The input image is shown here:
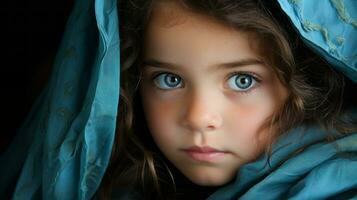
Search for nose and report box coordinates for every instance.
[182,90,223,132]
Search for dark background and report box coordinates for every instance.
[0,0,74,153]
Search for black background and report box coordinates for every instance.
[0,0,74,152]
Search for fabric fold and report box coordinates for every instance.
[0,0,120,199]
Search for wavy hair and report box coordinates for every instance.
[98,0,357,199]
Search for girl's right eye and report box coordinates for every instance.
[153,72,183,90]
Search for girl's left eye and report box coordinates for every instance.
[227,73,258,92]
[153,72,183,89]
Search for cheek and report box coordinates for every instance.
[225,90,280,157]
[228,92,275,132]
[227,105,268,155]
[141,91,178,146]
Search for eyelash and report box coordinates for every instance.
[150,71,262,93]
[151,72,184,90]
[226,71,262,94]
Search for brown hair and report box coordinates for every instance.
[98,0,357,199]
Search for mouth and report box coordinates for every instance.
[182,146,230,162]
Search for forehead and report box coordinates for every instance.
[149,1,190,28]
[144,1,262,68]
[147,1,237,38]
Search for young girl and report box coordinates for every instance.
[1,0,356,199]
[99,0,357,199]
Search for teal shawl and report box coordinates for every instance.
[0,0,356,199]
[208,1,357,199]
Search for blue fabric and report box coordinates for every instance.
[208,0,357,199]
[0,0,119,199]
[208,126,357,199]
[277,0,357,83]
[1,0,356,199]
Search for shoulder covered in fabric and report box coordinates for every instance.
[207,127,357,200]
[287,154,357,199]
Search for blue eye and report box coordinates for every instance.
[153,72,183,89]
[227,74,256,91]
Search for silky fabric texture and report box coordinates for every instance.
[277,0,357,83]
[208,0,357,199]
[0,0,119,199]
[207,126,357,199]
[1,0,357,200]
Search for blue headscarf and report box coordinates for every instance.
[209,0,357,199]
[0,0,356,199]
[0,0,119,199]
[278,0,357,83]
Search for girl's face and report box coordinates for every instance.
[140,1,288,186]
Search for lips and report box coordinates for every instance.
[183,146,229,162]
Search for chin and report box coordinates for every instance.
[184,169,235,186]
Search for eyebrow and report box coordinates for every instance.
[142,58,264,70]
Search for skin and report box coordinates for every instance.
[140,1,288,186]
